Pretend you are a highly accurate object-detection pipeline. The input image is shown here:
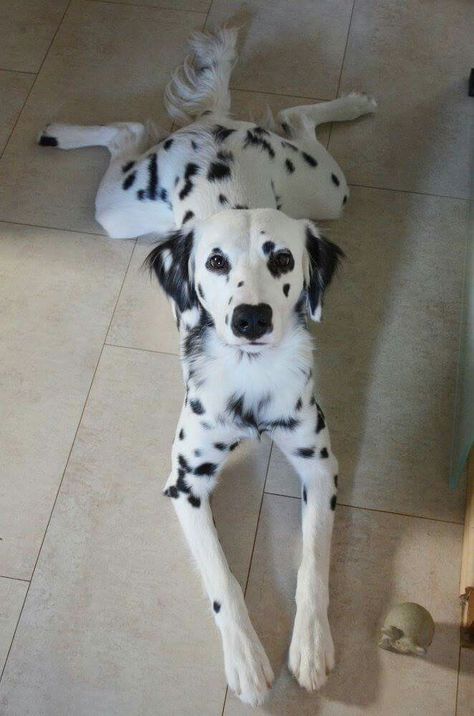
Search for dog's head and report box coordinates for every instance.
[146,208,343,351]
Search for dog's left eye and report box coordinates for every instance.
[206,253,230,272]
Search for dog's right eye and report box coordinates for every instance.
[206,254,230,273]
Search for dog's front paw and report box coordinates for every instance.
[222,624,274,706]
[289,606,335,691]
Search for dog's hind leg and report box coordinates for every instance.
[38,121,163,156]
[278,93,377,140]
[163,406,274,706]
[272,395,338,692]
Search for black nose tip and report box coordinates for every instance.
[231,303,273,340]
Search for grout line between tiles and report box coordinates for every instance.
[263,490,464,526]
[0,68,37,76]
[0,575,30,584]
[0,218,107,237]
[85,0,208,14]
[348,182,468,202]
[229,85,334,102]
[0,238,137,687]
[0,0,74,163]
[327,0,356,148]
[105,342,179,358]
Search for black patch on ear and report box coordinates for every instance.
[305,225,344,319]
[39,135,58,147]
[144,229,198,312]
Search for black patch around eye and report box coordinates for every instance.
[285,158,295,174]
[262,241,275,255]
[214,442,227,451]
[182,210,194,224]
[207,162,231,181]
[190,399,205,415]
[212,125,236,142]
[331,173,340,186]
[39,135,58,147]
[178,428,185,440]
[330,494,337,510]
[122,160,135,173]
[193,462,218,476]
[218,193,228,205]
[122,172,136,190]
[267,251,295,278]
[163,138,173,150]
[295,447,315,458]
[302,151,318,167]
[188,495,201,508]
[302,486,307,503]
[213,600,221,613]
[320,447,329,458]
[283,283,290,297]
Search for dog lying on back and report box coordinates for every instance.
[39,26,376,707]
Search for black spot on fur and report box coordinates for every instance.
[226,394,258,431]
[178,454,191,472]
[302,151,318,167]
[188,495,201,508]
[265,416,300,431]
[233,204,248,209]
[320,447,329,458]
[310,395,316,406]
[228,296,233,305]
[295,397,302,411]
[193,462,217,477]
[194,449,201,457]
[145,229,198,312]
[243,128,275,159]
[182,210,194,224]
[281,139,298,151]
[343,194,348,205]
[213,600,221,613]
[179,428,185,440]
[225,314,229,325]
[137,189,145,200]
[270,179,282,210]
[197,283,205,301]
[146,153,158,200]
[283,283,290,297]
[280,122,292,137]
[253,125,270,135]
[122,160,135,173]
[237,281,244,288]
[303,486,307,504]
[200,421,212,430]
[214,442,227,451]
[179,162,200,200]
[295,447,315,458]
[165,485,179,498]
[122,172,136,190]
[216,149,234,163]
[316,403,326,433]
[163,138,173,150]
[330,494,337,510]
[218,193,228,205]
[331,173,340,187]
[207,161,231,182]
[176,472,190,494]
[190,399,205,415]
[262,241,275,255]
[212,125,236,143]
[334,474,338,488]
[285,158,295,174]
[39,135,58,147]
[191,140,198,150]
[229,441,239,451]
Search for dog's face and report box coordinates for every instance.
[147,208,343,350]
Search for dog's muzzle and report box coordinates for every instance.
[231,303,273,341]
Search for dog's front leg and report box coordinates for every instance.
[273,398,338,691]
[164,408,274,706]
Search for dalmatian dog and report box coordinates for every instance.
[39,27,376,707]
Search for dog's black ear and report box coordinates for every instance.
[145,229,198,312]
[304,223,344,321]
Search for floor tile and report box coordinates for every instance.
[266,187,467,522]
[0,579,28,674]
[0,71,34,155]
[0,0,68,73]
[329,0,474,198]
[108,90,330,354]
[110,0,210,11]
[224,494,462,715]
[0,223,132,580]
[206,0,354,98]
[457,647,474,716]
[0,346,269,715]
[0,0,205,234]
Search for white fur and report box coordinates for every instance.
[38,26,376,707]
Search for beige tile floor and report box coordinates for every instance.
[0,1,472,714]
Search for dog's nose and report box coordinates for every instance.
[231,303,273,340]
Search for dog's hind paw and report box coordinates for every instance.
[346,91,378,115]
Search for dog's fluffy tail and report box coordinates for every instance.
[165,27,238,126]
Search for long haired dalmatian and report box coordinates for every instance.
[39,27,376,707]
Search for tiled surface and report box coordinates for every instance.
[0,71,34,155]
[457,648,474,716]
[0,0,68,73]
[224,495,463,715]
[0,346,270,716]
[266,188,467,522]
[0,223,132,580]
[0,0,205,234]
[329,0,474,198]
[0,579,28,674]
[206,0,354,98]
[0,0,471,712]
